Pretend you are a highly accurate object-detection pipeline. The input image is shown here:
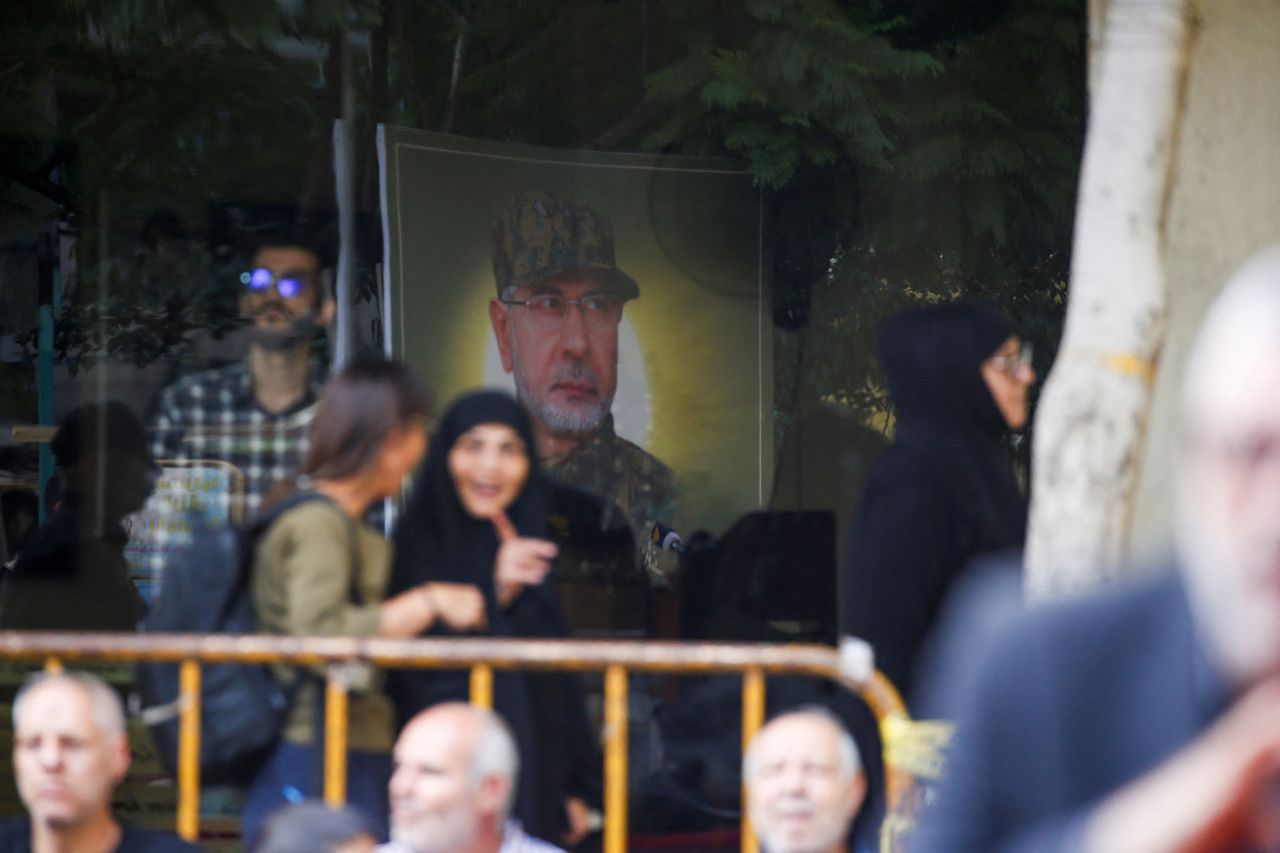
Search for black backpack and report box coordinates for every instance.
[134,491,360,786]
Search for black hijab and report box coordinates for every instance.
[875,301,1026,547]
[389,390,552,606]
[877,301,1012,440]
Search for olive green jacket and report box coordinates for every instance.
[251,500,394,752]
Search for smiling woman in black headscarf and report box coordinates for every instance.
[387,390,597,846]
[843,303,1035,696]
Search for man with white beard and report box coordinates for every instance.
[487,191,676,556]
[916,245,1280,852]
[377,703,564,853]
[744,709,868,853]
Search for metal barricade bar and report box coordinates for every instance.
[177,660,201,842]
[469,663,493,709]
[603,665,629,853]
[0,633,907,852]
[740,667,766,853]
[325,666,350,807]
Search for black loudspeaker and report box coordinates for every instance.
[681,510,836,644]
[545,483,645,637]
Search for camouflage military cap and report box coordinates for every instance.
[491,191,640,299]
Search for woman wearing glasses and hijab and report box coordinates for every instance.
[387,390,598,848]
[843,302,1036,696]
[839,302,1036,843]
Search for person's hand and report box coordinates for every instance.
[492,510,557,608]
[422,582,487,631]
[1085,678,1280,853]
[562,796,593,847]
[381,581,485,639]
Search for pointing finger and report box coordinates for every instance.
[492,510,518,543]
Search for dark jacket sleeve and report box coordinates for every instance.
[842,454,957,694]
[387,492,431,596]
[513,575,602,806]
[910,614,1096,853]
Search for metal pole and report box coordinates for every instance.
[469,664,493,709]
[324,666,350,806]
[332,18,357,370]
[741,667,765,853]
[177,660,201,841]
[603,665,628,853]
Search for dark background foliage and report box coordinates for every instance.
[0,0,1084,438]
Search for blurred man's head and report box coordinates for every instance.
[744,708,865,853]
[240,222,335,352]
[1178,247,1280,685]
[253,801,376,853]
[12,672,130,833]
[52,402,155,524]
[488,191,638,438]
[388,703,519,853]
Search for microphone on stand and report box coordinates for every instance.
[650,522,686,555]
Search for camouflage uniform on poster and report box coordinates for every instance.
[543,416,677,560]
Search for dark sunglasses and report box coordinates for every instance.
[240,267,310,299]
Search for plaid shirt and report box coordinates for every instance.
[149,359,326,523]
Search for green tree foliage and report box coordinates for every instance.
[617,0,1083,438]
[0,0,377,363]
[644,0,942,186]
[1,0,1083,442]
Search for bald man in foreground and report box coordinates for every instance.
[744,708,868,853]
[378,703,564,853]
[917,246,1280,851]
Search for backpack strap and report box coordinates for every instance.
[240,490,366,613]
[249,489,371,798]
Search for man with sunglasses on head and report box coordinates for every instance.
[487,191,676,571]
[149,220,335,523]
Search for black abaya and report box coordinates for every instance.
[386,391,598,841]
[842,302,1028,697]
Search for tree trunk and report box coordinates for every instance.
[1088,0,1110,95]
[1025,0,1198,599]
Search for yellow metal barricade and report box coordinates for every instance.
[2,632,918,852]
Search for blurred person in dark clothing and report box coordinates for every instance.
[2,490,39,566]
[910,552,1026,721]
[916,247,1280,852]
[0,402,152,630]
[842,302,1035,697]
[253,802,376,853]
[839,303,1034,848]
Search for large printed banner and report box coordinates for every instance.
[378,128,770,535]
